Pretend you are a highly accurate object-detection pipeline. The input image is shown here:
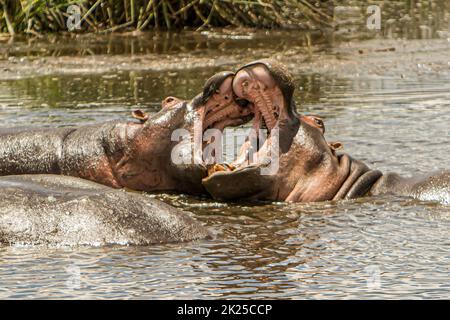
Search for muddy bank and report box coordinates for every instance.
[285,38,450,78]
[1,36,449,81]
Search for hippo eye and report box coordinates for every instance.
[314,118,323,127]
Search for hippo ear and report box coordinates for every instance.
[132,109,149,123]
[328,141,343,154]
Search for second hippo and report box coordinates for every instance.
[0,174,211,246]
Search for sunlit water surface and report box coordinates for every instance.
[0,31,449,299]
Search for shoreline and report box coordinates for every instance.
[1,37,449,81]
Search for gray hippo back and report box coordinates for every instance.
[0,175,211,246]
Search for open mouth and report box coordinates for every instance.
[205,60,295,176]
[194,71,254,166]
[200,72,254,133]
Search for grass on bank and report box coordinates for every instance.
[0,0,334,35]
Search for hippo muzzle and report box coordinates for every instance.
[202,60,301,200]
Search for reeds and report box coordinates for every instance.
[0,0,334,35]
[2,0,445,36]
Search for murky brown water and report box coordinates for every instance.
[0,15,450,300]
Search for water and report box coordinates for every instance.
[0,28,449,299]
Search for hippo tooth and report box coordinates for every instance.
[260,90,278,130]
[249,91,277,132]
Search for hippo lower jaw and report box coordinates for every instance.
[203,164,274,200]
[202,133,277,200]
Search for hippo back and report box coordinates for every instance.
[0,174,211,246]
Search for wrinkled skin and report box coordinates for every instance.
[0,175,211,246]
[0,72,252,195]
[203,60,450,205]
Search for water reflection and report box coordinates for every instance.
[0,30,318,59]
[1,195,447,299]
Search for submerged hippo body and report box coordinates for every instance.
[0,175,210,246]
[369,171,450,204]
[0,72,252,195]
[202,60,450,204]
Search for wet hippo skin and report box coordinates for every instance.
[0,175,211,246]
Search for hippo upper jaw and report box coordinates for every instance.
[232,59,300,155]
[196,71,254,133]
[184,71,255,168]
[203,60,300,186]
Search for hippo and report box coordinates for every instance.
[202,60,450,204]
[0,174,211,246]
[0,72,253,195]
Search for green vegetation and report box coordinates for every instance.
[0,0,333,35]
[1,1,447,36]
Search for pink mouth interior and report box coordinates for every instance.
[200,66,285,172]
[232,65,284,133]
[202,76,253,132]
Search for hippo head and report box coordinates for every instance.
[124,70,254,194]
[202,61,353,202]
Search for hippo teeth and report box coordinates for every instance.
[207,163,235,176]
[247,85,278,132]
